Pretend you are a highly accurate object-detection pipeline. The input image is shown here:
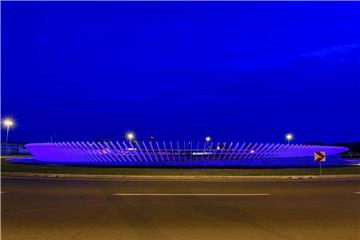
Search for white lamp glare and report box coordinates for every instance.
[285,133,294,143]
[126,132,135,141]
[2,118,14,128]
[2,117,16,144]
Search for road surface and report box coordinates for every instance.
[2,176,359,240]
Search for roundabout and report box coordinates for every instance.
[25,141,349,167]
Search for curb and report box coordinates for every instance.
[2,172,359,181]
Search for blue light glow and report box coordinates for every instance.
[25,141,349,167]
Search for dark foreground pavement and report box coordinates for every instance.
[2,176,360,240]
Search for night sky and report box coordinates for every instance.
[2,2,360,144]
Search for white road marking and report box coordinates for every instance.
[353,192,360,194]
[1,191,6,194]
[112,193,271,196]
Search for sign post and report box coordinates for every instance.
[314,152,326,175]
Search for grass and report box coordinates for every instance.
[1,159,359,176]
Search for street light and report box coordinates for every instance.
[2,117,15,144]
[126,132,135,142]
[205,136,211,142]
[285,133,294,144]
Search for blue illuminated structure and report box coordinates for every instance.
[26,141,349,167]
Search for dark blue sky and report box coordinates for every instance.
[2,2,360,144]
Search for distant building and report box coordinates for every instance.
[1,143,29,155]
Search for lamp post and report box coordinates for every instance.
[2,118,15,144]
[285,133,294,144]
[205,136,211,151]
[126,132,135,142]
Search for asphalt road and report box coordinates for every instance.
[2,177,359,240]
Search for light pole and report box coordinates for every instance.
[285,133,294,144]
[2,118,15,144]
[126,132,135,142]
[205,136,211,150]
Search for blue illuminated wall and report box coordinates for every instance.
[25,141,349,167]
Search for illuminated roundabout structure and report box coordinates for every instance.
[25,141,349,167]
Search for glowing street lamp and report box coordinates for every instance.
[285,133,294,144]
[2,117,15,144]
[126,132,135,142]
[205,136,211,142]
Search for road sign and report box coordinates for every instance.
[314,152,326,162]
